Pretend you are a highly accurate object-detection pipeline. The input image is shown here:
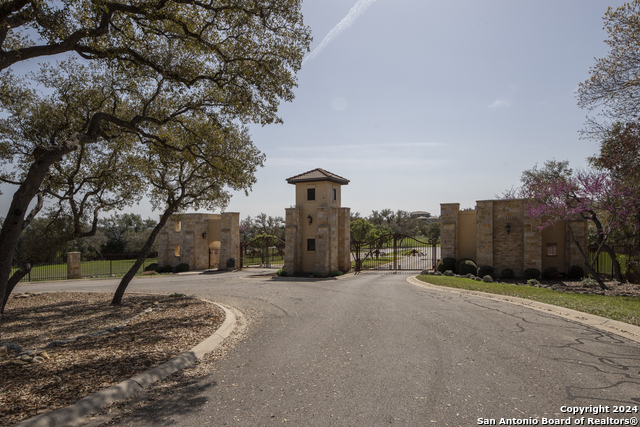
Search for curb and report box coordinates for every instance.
[407,276,640,345]
[12,302,239,427]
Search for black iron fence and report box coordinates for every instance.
[352,234,438,272]
[588,245,640,283]
[10,252,159,283]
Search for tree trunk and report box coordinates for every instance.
[589,210,624,282]
[0,136,81,308]
[567,224,608,290]
[111,204,179,305]
[1,264,32,314]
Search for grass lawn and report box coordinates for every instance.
[416,275,640,327]
[11,258,158,282]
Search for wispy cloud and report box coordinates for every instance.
[303,0,379,66]
[488,85,516,109]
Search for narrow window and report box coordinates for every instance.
[546,243,557,257]
[175,221,182,232]
[307,238,316,252]
[174,245,181,257]
[307,188,315,201]
[333,188,337,201]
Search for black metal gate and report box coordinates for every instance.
[240,235,285,269]
[351,234,438,273]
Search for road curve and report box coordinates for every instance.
[16,271,640,426]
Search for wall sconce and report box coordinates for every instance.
[307,214,313,225]
[506,223,511,234]
[202,231,207,239]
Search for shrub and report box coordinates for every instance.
[455,258,474,274]
[568,265,585,280]
[312,271,324,278]
[500,268,515,279]
[582,277,598,288]
[175,263,190,273]
[524,268,541,280]
[437,257,456,274]
[527,279,539,286]
[156,264,173,273]
[542,266,560,280]
[276,269,288,277]
[458,260,478,276]
[482,275,493,283]
[144,263,158,272]
[443,270,454,276]
[477,265,494,278]
[330,270,343,277]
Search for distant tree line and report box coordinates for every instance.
[350,209,440,242]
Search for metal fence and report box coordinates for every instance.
[588,245,640,283]
[11,252,159,283]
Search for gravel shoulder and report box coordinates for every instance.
[0,291,225,427]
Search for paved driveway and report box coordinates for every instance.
[16,271,640,426]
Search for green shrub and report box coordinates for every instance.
[175,263,190,273]
[437,257,456,274]
[458,260,478,276]
[144,263,158,272]
[524,268,541,280]
[156,264,174,273]
[455,258,474,274]
[527,279,539,286]
[500,268,515,279]
[482,275,493,283]
[568,265,585,280]
[330,270,343,277]
[276,269,288,277]
[312,271,324,278]
[477,265,494,278]
[582,277,598,288]
[542,266,560,280]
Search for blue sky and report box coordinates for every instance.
[0,0,626,221]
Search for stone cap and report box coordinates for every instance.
[286,168,349,185]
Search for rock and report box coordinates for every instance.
[0,346,7,358]
[144,308,153,313]
[36,351,50,360]
[32,356,45,363]
[20,354,33,362]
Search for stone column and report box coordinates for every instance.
[284,207,301,274]
[475,201,494,267]
[338,207,351,271]
[315,207,333,275]
[440,203,460,259]
[67,252,81,279]
[219,212,240,270]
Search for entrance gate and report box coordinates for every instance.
[240,235,285,269]
[351,234,438,273]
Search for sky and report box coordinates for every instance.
[0,0,628,221]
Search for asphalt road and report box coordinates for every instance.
[15,271,640,426]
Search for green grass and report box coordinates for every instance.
[416,275,640,327]
[242,254,284,266]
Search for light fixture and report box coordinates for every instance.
[506,223,511,234]
[202,231,207,239]
[307,214,313,225]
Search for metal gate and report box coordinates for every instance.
[351,234,438,273]
[240,235,286,269]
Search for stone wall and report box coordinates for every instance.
[440,203,459,259]
[67,252,81,279]
[219,212,240,270]
[284,208,302,274]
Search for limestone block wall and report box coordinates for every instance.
[284,207,302,274]
[219,212,240,270]
[440,203,459,259]
[566,220,588,269]
[492,200,527,276]
[316,207,339,275]
[338,207,351,271]
[475,201,493,267]
[523,213,542,272]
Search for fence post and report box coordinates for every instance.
[67,252,81,279]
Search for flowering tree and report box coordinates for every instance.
[523,166,640,288]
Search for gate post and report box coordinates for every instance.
[67,252,81,279]
[219,213,240,270]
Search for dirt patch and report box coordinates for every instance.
[0,292,224,427]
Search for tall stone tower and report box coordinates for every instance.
[284,168,351,275]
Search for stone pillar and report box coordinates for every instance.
[475,201,494,267]
[523,211,542,272]
[338,207,351,271]
[440,203,460,259]
[315,207,332,275]
[219,212,240,270]
[67,252,81,279]
[284,207,302,274]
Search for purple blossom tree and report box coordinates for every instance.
[522,166,640,289]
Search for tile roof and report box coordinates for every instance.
[286,168,350,185]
